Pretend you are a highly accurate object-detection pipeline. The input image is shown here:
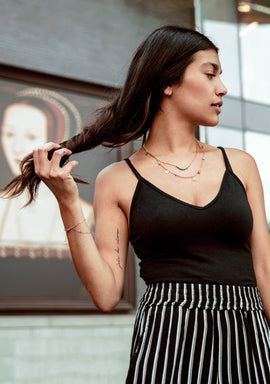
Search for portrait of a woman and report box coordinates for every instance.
[0,87,94,255]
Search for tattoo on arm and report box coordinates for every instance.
[114,228,123,270]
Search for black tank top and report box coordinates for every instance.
[125,147,257,286]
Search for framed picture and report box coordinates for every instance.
[0,65,136,312]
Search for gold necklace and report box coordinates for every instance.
[142,142,206,181]
[143,140,198,171]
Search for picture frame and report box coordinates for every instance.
[0,65,136,312]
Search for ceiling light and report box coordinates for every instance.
[238,1,270,15]
[238,3,251,13]
[239,21,259,37]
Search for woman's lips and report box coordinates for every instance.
[211,105,222,113]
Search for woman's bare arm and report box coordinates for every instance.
[33,142,129,312]
[228,148,270,324]
[245,155,270,323]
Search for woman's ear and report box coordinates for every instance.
[164,86,173,96]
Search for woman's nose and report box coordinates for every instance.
[13,138,25,156]
[217,79,228,97]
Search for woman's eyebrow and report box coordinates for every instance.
[200,62,223,75]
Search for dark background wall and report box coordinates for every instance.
[0,0,194,86]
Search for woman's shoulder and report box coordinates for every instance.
[97,158,134,181]
[203,144,259,189]
[201,143,256,167]
[204,143,254,162]
[223,147,257,168]
[222,147,260,188]
[95,154,140,199]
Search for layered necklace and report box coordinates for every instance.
[142,140,206,181]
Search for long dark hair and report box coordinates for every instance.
[2,25,218,205]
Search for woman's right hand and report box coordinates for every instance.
[33,142,79,205]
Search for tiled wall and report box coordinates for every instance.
[0,315,135,384]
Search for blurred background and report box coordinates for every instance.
[0,0,269,383]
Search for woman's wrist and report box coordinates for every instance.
[58,196,83,219]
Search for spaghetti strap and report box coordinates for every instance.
[218,146,233,172]
[125,158,143,180]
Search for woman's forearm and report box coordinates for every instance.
[58,199,120,312]
[255,266,270,325]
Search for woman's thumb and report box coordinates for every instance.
[65,160,79,174]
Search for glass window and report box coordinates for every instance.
[202,20,241,98]
[240,24,270,105]
[245,130,270,223]
[206,126,244,149]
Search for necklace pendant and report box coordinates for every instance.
[192,176,196,181]
[176,165,189,171]
[202,156,206,160]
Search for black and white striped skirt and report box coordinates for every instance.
[125,282,270,383]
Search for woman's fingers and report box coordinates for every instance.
[42,142,62,152]
[49,147,72,171]
[33,142,72,179]
[34,142,62,162]
[32,142,80,204]
[33,142,61,176]
[63,160,79,176]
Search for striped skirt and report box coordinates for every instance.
[125,282,270,384]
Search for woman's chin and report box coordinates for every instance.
[203,116,220,127]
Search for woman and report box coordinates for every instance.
[0,89,94,252]
[3,26,270,382]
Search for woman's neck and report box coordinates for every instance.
[145,112,197,156]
